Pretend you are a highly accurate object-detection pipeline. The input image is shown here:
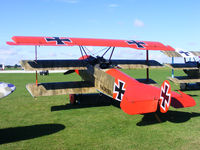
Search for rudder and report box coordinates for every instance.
[159,80,171,113]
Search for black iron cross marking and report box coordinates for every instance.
[114,80,126,101]
[179,51,190,56]
[45,37,71,45]
[160,83,170,109]
[126,40,146,48]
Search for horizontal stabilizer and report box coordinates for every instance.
[171,90,196,108]
[26,81,97,97]
[20,60,87,71]
[111,60,163,69]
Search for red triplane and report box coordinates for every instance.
[7,36,196,115]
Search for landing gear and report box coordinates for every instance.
[154,113,162,123]
[180,83,188,90]
[69,94,76,104]
[39,70,49,75]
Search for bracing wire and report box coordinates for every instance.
[80,46,116,60]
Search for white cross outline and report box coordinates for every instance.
[176,49,195,58]
[113,79,126,101]
[45,37,71,45]
[160,82,171,111]
[126,40,146,48]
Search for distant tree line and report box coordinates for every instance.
[5,64,21,69]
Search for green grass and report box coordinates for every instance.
[0,68,200,150]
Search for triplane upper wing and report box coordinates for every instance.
[7,36,174,51]
[7,36,197,117]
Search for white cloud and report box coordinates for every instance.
[108,4,119,8]
[134,19,144,27]
[149,51,171,63]
[0,48,17,55]
[113,48,145,59]
[0,47,19,65]
[112,48,179,64]
[188,42,197,46]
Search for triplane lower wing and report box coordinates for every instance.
[7,36,196,116]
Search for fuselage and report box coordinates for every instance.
[76,55,160,102]
[74,55,196,115]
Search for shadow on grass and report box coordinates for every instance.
[0,123,65,145]
[51,103,111,111]
[137,111,200,126]
[51,93,120,111]
[51,94,200,126]
[51,100,121,111]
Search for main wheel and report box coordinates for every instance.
[180,83,187,90]
[69,94,76,104]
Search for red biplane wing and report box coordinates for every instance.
[7,36,175,51]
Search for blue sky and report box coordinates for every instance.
[0,0,200,65]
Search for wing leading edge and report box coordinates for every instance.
[7,36,175,51]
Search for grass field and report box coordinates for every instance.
[0,68,200,150]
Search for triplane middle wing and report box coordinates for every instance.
[7,36,196,116]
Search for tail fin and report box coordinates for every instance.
[159,80,171,113]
